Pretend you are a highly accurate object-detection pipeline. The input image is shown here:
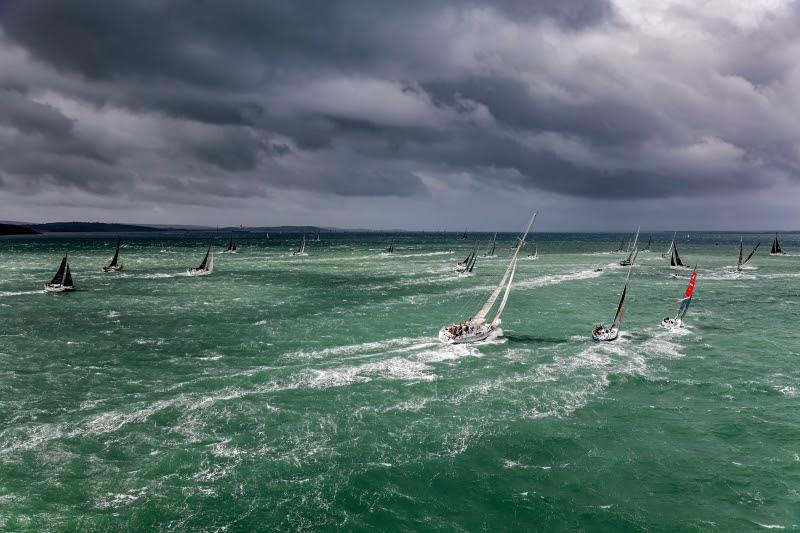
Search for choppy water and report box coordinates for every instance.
[1,232,798,531]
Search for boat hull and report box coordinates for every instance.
[291,252,308,257]
[44,284,73,292]
[592,326,619,341]
[102,264,123,272]
[186,268,212,276]
[439,324,495,344]
[660,318,683,329]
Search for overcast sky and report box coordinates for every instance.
[1,0,799,231]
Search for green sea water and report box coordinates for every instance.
[1,232,798,531]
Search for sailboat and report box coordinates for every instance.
[383,239,395,255]
[642,235,652,252]
[222,235,238,254]
[102,238,124,272]
[313,231,321,242]
[455,242,478,273]
[461,228,468,239]
[458,245,479,276]
[592,252,636,341]
[439,212,537,344]
[669,240,689,269]
[770,233,785,256]
[527,245,538,260]
[159,241,168,253]
[615,238,626,253]
[661,268,697,329]
[45,255,75,292]
[620,227,640,266]
[732,238,760,272]
[484,233,497,257]
[187,246,214,276]
[662,232,677,259]
[291,235,308,257]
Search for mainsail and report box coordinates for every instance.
[197,247,211,270]
[771,234,783,254]
[225,236,234,252]
[470,212,537,325]
[107,238,121,268]
[670,241,684,267]
[621,227,640,265]
[491,257,518,326]
[50,256,68,285]
[612,259,636,327]
[386,239,395,253]
[676,269,697,320]
[737,239,760,269]
[663,232,677,258]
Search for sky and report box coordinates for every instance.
[0,0,799,231]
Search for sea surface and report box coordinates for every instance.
[0,231,798,531]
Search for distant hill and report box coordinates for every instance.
[0,223,40,236]
[30,222,163,233]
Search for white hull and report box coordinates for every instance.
[439,324,496,344]
[769,252,786,256]
[44,284,73,292]
[455,263,468,273]
[669,265,691,270]
[186,268,212,276]
[291,252,308,257]
[660,317,683,329]
[102,264,123,272]
[592,326,619,341]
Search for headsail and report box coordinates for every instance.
[670,241,684,267]
[50,256,68,285]
[612,258,636,327]
[663,232,676,258]
[743,241,760,266]
[491,257,518,326]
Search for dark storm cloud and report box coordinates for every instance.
[0,0,797,208]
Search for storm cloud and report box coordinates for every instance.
[0,0,799,228]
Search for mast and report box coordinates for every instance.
[50,255,68,285]
[737,238,743,269]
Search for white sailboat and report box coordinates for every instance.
[527,245,538,260]
[187,246,214,276]
[439,212,537,344]
[592,248,636,341]
[484,233,497,257]
[45,255,75,292]
[620,227,640,266]
[102,238,124,272]
[291,235,308,257]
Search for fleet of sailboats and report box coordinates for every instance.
[661,268,697,329]
[187,246,214,276]
[45,255,75,292]
[439,212,537,344]
[102,238,124,272]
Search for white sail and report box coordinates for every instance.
[491,257,518,326]
[207,249,214,273]
[471,212,537,324]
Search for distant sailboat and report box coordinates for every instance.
[222,235,238,253]
[460,228,468,239]
[615,238,626,253]
[440,212,537,344]
[45,255,75,292]
[642,235,652,252]
[187,246,214,276]
[527,245,538,260]
[592,252,636,341]
[661,268,697,329]
[770,233,785,256]
[159,241,168,253]
[484,233,497,257]
[102,238,124,272]
[313,231,321,242]
[732,238,760,271]
[620,227,640,266]
[456,242,479,274]
[662,232,677,259]
[384,239,395,254]
[292,235,308,257]
[670,240,689,269]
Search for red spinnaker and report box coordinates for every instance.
[684,271,697,298]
